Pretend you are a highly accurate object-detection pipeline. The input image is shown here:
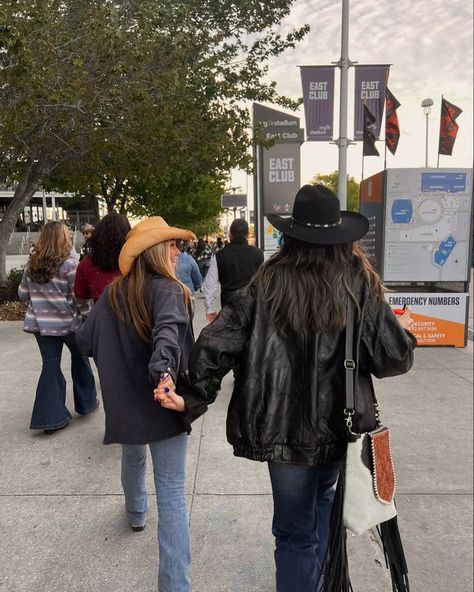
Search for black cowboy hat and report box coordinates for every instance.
[267,184,369,245]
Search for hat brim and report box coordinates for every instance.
[119,226,196,276]
[267,211,369,245]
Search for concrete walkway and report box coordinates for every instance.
[0,295,472,592]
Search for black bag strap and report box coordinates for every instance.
[344,299,356,429]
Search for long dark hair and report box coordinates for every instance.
[251,235,384,336]
[28,222,71,283]
[90,213,131,271]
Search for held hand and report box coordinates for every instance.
[396,308,414,331]
[153,386,186,412]
[206,312,217,323]
[159,374,175,391]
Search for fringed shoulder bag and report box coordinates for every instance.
[323,299,410,592]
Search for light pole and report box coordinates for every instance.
[421,98,434,168]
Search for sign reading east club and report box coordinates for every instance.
[253,103,304,144]
[300,66,335,141]
[261,143,301,215]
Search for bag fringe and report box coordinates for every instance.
[377,516,410,592]
[322,460,410,592]
[321,459,354,592]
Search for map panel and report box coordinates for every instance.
[382,168,472,282]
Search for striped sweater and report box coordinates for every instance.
[18,257,91,335]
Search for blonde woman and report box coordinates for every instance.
[76,217,196,592]
[18,221,97,434]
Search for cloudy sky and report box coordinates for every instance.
[235,0,473,197]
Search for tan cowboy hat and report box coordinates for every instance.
[119,217,196,276]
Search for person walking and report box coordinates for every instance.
[156,185,416,592]
[74,213,131,303]
[176,239,202,296]
[192,238,212,280]
[18,221,98,434]
[76,217,196,592]
[203,218,263,322]
[79,223,94,260]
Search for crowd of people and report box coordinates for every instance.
[17,185,415,592]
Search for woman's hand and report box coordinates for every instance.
[154,385,186,412]
[396,308,414,332]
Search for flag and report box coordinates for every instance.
[385,88,401,155]
[438,98,462,155]
[363,104,379,156]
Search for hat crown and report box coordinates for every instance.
[292,185,341,227]
[126,216,169,240]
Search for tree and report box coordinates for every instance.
[0,0,308,283]
[309,171,360,213]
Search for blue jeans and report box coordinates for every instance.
[121,433,190,592]
[31,333,97,430]
[268,461,341,592]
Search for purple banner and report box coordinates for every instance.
[354,65,390,141]
[300,66,335,141]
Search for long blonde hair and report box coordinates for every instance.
[28,221,72,283]
[108,240,190,342]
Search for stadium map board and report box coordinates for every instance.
[360,168,473,282]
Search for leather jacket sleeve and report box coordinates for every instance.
[181,292,254,426]
[359,295,417,379]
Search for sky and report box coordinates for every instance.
[233,0,473,206]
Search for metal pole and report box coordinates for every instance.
[42,190,47,225]
[425,112,429,168]
[337,0,350,209]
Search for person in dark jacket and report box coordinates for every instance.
[203,218,263,322]
[156,185,416,592]
[76,216,196,592]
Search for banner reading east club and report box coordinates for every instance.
[354,65,390,141]
[300,66,335,141]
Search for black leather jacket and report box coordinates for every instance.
[182,279,416,466]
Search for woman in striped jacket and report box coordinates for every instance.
[18,221,97,434]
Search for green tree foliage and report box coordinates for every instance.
[309,171,360,213]
[0,0,308,283]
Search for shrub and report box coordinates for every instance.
[0,267,24,306]
[8,268,24,292]
[0,301,27,321]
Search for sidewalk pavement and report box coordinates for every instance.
[0,292,473,592]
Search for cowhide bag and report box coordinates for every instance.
[342,300,397,534]
[323,300,409,592]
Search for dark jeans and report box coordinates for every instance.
[197,261,209,280]
[30,333,97,430]
[268,461,340,592]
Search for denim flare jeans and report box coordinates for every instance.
[268,461,341,592]
[31,333,97,430]
[121,433,191,592]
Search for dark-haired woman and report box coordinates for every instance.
[74,213,131,303]
[18,221,97,434]
[76,217,196,592]
[157,185,416,592]
[192,238,212,280]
